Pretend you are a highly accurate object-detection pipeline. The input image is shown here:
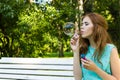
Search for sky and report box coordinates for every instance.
[32,0,52,4]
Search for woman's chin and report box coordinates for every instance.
[81,35,86,38]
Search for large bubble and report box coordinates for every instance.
[63,22,75,37]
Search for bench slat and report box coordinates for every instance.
[0,79,13,80]
[0,64,72,70]
[0,69,73,76]
[0,57,73,65]
[0,74,74,80]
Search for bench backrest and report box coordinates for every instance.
[0,57,74,80]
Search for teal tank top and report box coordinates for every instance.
[81,44,115,80]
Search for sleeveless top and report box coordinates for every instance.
[81,44,115,80]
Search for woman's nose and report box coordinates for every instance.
[80,25,84,29]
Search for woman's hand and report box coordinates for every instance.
[81,58,99,72]
[70,33,80,53]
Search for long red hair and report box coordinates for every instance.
[79,13,112,62]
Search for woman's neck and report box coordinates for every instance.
[88,37,96,48]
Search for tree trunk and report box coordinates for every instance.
[58,42,64,57]
[74,0,84,32]
[58,24,64,57]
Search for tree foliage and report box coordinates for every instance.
[0,0,119,57]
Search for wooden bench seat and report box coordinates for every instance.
[0,57,74,80]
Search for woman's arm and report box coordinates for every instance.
[73,52,82,80]
[110,47,120,80]
[70,33,82,80]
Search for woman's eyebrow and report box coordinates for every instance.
[82,22,88,24]
[81,21,89,24]
[84,22,88,24]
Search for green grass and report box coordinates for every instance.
[43,52,73,58]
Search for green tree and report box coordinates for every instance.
[0,0,25,57]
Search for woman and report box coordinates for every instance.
[70,13,120,80]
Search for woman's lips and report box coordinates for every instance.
[80,31,84,34]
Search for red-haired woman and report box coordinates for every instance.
[70,13,120,80]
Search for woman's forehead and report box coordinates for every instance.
[82,16,92,23]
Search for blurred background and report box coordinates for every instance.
[0,0,120,58]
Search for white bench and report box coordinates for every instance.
[0,57,74,80]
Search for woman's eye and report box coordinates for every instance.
[85,23,89,26]
[81,22,89,26]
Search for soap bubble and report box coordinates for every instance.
[63,22,75,37]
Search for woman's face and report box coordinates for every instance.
[80,16,94,39]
